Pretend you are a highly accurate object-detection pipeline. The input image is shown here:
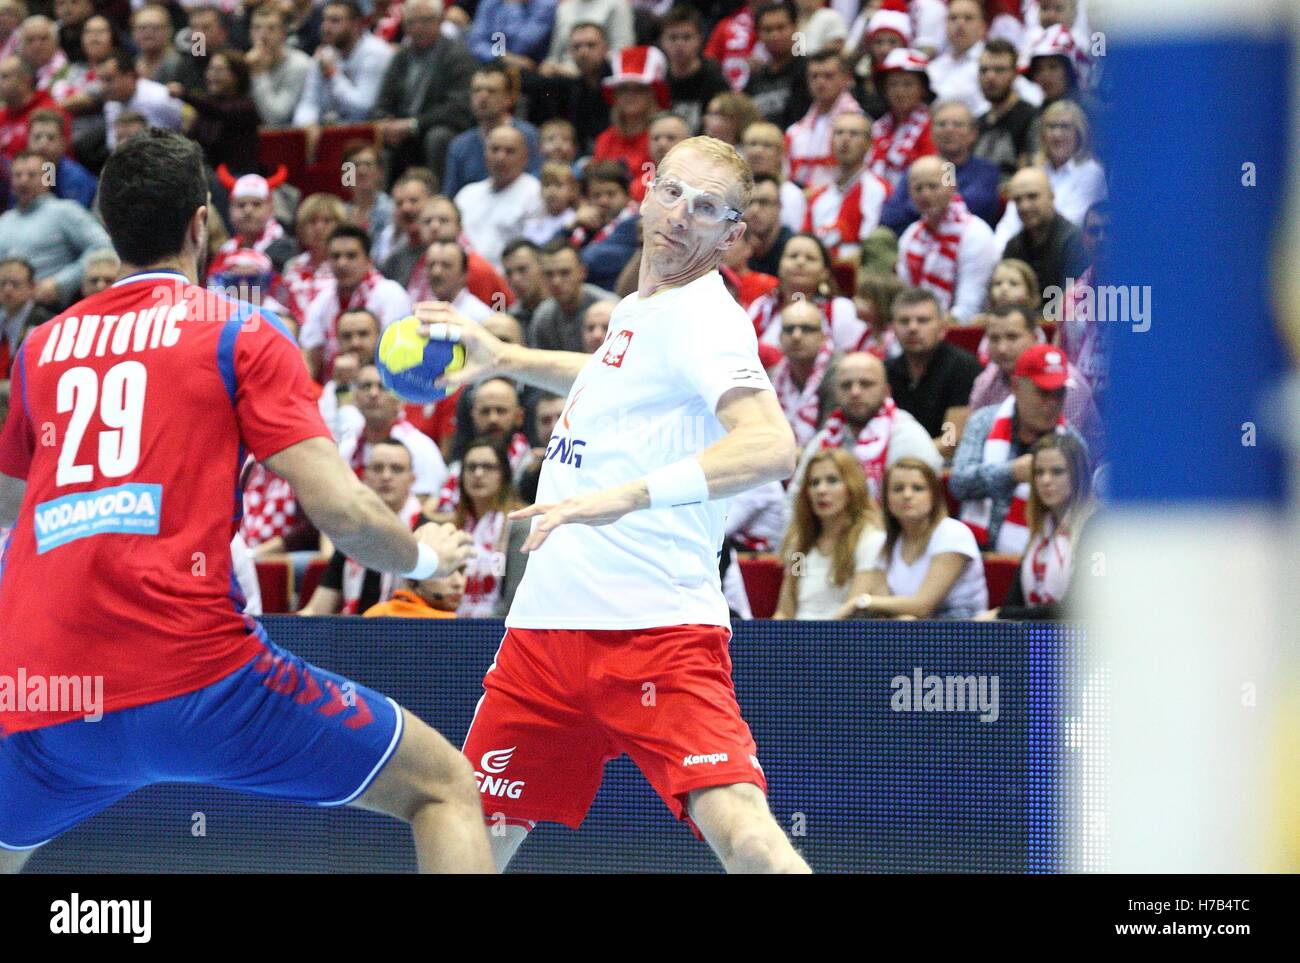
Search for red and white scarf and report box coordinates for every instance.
[218,217,285,259]
[1023,514,1072,606]
[434,432,533,513]
[750,290,832,343]
[819,398,897,502]
[786,90,863,189]
[868,106,931,185]
[324,268,384,364]
[341,494,422,614]
[569,202,638,249]
[772,341,834,447]
[458,510,507,617]
[899,193,971,308]
[284,251,334,321]
[960,394,1065,554]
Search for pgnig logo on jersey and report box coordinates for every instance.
[475,746,525,799]
[544,434,586,468]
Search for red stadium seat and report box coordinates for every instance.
[257,128,309,195]
[982,554,1021,608]
[297,559,330,608]
[941,469,961,520]
[944,325,984,356]
[738,553,784,618]
[830,261,857,297]
[300,123,379,199]
[255,560,293,614]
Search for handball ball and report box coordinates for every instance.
[375,316,466,402]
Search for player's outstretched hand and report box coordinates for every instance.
[510,483,643,554]
[413,301,503,393]
[415,521,476,576]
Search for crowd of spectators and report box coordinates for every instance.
[0,0,1111,622]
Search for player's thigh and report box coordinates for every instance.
[0,722,140,856]
[352,707,477,821]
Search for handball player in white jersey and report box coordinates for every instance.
[420,136,811,873]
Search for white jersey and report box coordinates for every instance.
[506,271,774,630]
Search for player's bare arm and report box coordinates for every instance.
[513,386,798,553]
[265,436,473,577]
[414,302,589,395]
[0,471,23,529]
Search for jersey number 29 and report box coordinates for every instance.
[56,362,147,486]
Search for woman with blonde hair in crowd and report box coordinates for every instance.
[849,457,988,619]
[748,233,868,352]
[702,91,762,147]
[976,433,1096,620]
[446,437,530,618]
[774,449,887,620]
[283,192,347,319]
[995,99,1107,245]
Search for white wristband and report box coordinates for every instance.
[644,458,709,509]
[400,542,439,580]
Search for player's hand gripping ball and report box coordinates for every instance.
[375,316,466,402]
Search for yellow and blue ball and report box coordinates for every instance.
[374,316,465,402]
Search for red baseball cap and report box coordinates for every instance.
[1014,344,1070,390]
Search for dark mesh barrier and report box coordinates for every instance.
[25,618,1087,874]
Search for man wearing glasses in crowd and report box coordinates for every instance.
[418,136,812,873]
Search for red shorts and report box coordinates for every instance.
[462,624,766,830]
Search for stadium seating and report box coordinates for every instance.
[255,559,293,614]
[737,549,1023,615]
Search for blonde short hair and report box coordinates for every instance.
[540,161,577,187]
[297,192,347,225]
[661,136,754,212]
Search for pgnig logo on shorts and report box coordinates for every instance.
[34,483,162,554]
[475,746,525,799]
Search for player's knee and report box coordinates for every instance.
[724,821,785,873]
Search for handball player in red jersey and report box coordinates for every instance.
[421,137,813,873]
[0,131,494,874]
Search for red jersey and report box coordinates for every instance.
[704,8,758,91]
[593,126,651,202]
[0,271,331,734]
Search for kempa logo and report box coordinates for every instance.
[475,747,524,799]
[890,667,1000,724]
[682,752,729,767]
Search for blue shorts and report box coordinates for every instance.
[0,639,403,850]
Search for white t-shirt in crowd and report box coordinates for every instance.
[794,525,886,620]
[454,173,546,269]
[298,276,412,354]
[780,180,807,234]
[337,411,449,497]
[450,286,493,322]
[879,516,988,618]
[506,270,774,630]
